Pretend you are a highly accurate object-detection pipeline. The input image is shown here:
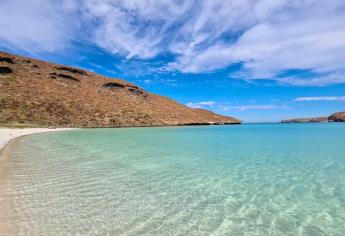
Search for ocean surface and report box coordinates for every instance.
[1,124,345,235]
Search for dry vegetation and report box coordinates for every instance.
[0,51,240,128]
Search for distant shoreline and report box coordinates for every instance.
[1,122,341,152]
[0,125,243,153]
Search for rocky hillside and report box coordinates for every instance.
[282,112,345,123]
[328,111,345,122]
[0,51,240,128]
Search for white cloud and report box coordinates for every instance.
[1,0,345,87]
[221,105,281,112]
[294,96,345,102]
[187,102,288,111]
[0,0,77,53]
[278,72,345,86]
[186,101,216,109]
[166,1,345,86]
[81,0,194,59]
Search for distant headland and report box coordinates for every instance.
[281,111,345,123]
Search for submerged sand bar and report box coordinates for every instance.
[0,128,76,151]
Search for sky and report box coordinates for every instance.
[0,0,345,122]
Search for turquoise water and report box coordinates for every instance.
[1,124,345,235]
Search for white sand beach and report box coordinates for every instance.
[0,128,76,151]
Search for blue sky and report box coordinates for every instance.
[1,0,345,122]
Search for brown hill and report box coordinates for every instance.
[0,51,240,128]
[328,111,345,122]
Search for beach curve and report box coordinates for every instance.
[0,128,76,152]
[0,128,76,235]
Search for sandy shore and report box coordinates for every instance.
[0,128,76,151]
[0,128,76,234]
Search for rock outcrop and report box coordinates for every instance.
[328,111,345,122]
[0,51,241,128]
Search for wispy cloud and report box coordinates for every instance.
[139,78,178,87]
[294,96,345,102]
[186,101,287,112]
[186,101,216,109]
[164,1,345,83]
[221,105,282,112]
[279,72,345,87]
[1,0,345,87]
[0,0,78,53]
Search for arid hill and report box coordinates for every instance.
[0,51,240,128]
[328,111,345,122]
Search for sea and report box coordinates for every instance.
[1,123,345,235]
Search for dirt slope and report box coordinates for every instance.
[0,51,240,128]
[328,111,345,122]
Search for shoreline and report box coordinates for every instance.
[0,125,240,153]
[0,128,77,153]
[0,128,76,235]
[0,140,16,235]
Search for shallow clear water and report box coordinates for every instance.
[1,124,345,235]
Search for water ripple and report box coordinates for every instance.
[1,124,345,235]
